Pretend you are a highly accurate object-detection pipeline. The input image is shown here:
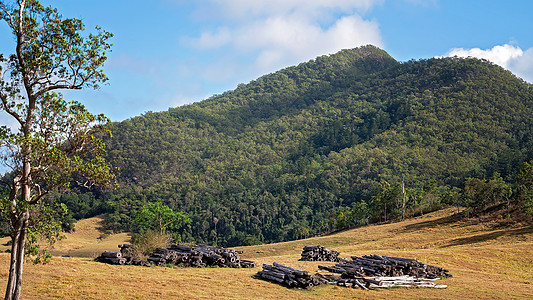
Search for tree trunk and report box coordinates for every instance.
[5,154,31,300]
[13,220,27,300]
[402,175,406,221]
[4,233,19,300]
[5,212,28,300]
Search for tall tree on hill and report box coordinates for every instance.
[516,160,533,215]
[0,1,114,299]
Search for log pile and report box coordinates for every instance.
[147,244,254,268]
[299,245,340,262]
[95,248,152,266]
[96,244,255,268]
[318,254,452,279]
[257,262,328,289]
[316,254,452,289]
[315,274,447,289]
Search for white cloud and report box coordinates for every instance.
[447,44,523,69]
[239,14,382,74]
[182,0,384,79]
[508,48,533,83]
[445,44,533,83]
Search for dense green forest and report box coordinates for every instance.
[41,46,533,246]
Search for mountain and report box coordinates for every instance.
[59,45,533,246]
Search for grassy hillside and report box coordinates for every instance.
[0,208,531,299]
[0,215,130,258]
[48,216,131,258]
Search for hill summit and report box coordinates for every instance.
[61,45,533,246]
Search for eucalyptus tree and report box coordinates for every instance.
[134,202,191,235]
[0,1,114,298]
[516,160,533,215]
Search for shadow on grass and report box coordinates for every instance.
[93,214,107,233]
[441,225,533,248]
[402,213,463,233]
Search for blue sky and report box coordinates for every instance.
[1,0,533,122]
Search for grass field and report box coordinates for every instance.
[0,208,531,299]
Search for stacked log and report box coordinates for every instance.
[147,244,253,268]
[118,244,134,257]
[318,254,451,278]
[314,273,369,289]
[240,259,256,268]
[335,255,452,279]
[299,245,340,262]
[362,276,448,288]
[257,262,328,289]
[95,251,127,265]
[317,254,452,289]
[97,244,254,268]
[315,274,447,289]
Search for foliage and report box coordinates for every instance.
[24,203,68,264]
[461,173,512,214]
[369,181,401,222]
[328,206,352,231]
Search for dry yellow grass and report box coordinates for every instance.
[0,208,531,299]
[48,215,131,258]
[0,215,131,258]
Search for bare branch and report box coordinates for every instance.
[75,180,94,189]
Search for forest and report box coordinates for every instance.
[16,45,533,246]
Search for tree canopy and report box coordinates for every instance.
[133,202,191,235]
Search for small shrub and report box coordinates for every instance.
[131,230,172,259]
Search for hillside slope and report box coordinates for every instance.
[0,215,130,257]
[0,208,531,299]
[56,45,533,246]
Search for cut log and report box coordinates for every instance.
[99,251,122,258]
[257,263,326,289]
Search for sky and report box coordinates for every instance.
[1,0,533,123]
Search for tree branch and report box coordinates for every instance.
[0,93,25,126]
[28,185,49,205]
[75,179,94,189]
[0,179,13,191]
[34,84,82,100]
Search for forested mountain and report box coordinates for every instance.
[54,45,533,246]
